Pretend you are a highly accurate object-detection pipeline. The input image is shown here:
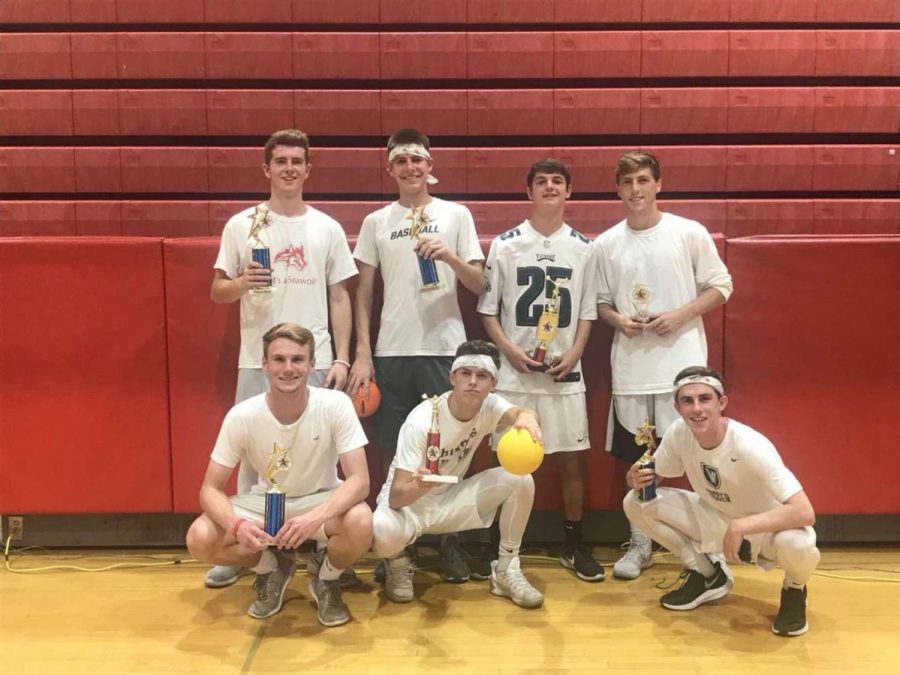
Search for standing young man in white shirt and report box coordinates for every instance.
[186,323,372,626]
[478,159,604,581]
[206,129,358,588]
[625,366,819,637]
[593,151,733,580]
[349,129,486,583]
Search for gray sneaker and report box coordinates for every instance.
[490,558,544,609]
[205,565,247,588]
[384,555,414,603]
[247,551,296,619]
[613,538,654,580]
[306,548,360,588]
[309,577,351,627]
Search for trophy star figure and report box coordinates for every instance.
[631,283,653,323]
[406,205,430,239]
[265,442,291,486]
[249,204,271,246]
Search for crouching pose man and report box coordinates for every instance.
[372,339,545,608]
[624,366,820,637]
[186,323,372,626]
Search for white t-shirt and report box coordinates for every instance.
[654,418,803,520]
[211,388,368,499]
[478,220,598,395]
[214,203,358,369]
[377,392,514,502]
[593,213,733,394]
[353,198,484,356]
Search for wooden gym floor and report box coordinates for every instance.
[2,545,898,674]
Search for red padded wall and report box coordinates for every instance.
[641,89,728,134]
[164,238,241,512]
[293,33,381,80]
[724,236,900,513]
[0,238,172,513]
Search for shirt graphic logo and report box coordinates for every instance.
[273,245,307,272]
[536,253,556,262]
[701,462,721,489]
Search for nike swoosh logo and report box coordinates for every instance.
[312,436,320,441]
[577,436,587,443]
[705,575,721,589]
[730,457,739,462]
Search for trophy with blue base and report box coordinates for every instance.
[264,442,291,541]
[249,204,272,294]
[634,418,658,501]
[407,205,439,290]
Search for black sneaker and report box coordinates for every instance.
[439,535,471,583]
[772,586,808,637]
[560,547,605,582]
[468,544,495,581]
[660,561,733,611]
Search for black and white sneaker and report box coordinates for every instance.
[660,561,733,610]
[772,586,808,637]
[560,547,606,582]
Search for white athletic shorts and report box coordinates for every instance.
[230,487,335,543]
[640,487,817,569]
[374,469,508,542]
[605,393,679,451]
[493,391,589,454]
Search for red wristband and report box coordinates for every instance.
[231,517,246,539]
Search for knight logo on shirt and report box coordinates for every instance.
[273,245,307,272]
[701,462,721,489]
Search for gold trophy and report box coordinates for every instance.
[420,394,457,484]
[530,277,567,371]
[263,442,291,538]
[631,283,653,323]
[407,206,440,290]
[634,418,658,501]
[249,204,272,294]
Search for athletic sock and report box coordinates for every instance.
[318,554,343,581]
[497,545,518,573]
[251,550,277,575]
[563,520,582,556]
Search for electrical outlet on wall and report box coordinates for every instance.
[8,516,24,541]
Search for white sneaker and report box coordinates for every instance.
[613,539,654,580]
[490,558,543,609]
[384,556,414,603]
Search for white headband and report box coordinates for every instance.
[674,375,725,396]
[388,143,439,185]
[451,355,498,379]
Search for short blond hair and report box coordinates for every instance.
[262,322,315,359]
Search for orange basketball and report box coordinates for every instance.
[353,381,381,418]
